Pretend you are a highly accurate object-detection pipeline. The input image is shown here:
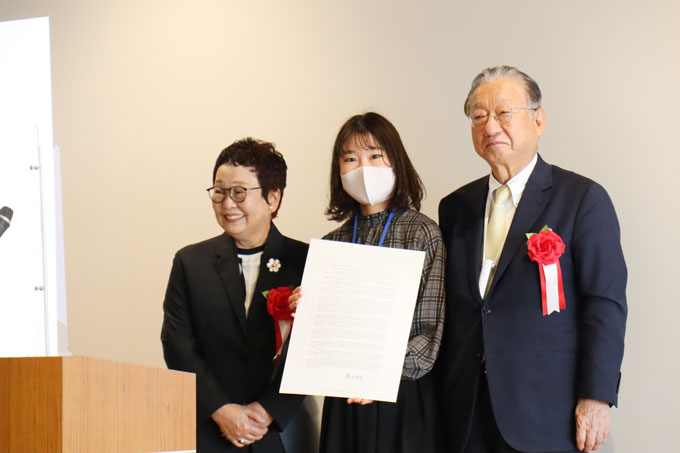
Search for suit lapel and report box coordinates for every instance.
[248,223,285,331]
[487,155,552,297]
[213,233,247,333]
[465,178,489,305]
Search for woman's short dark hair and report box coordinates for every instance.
[325,112,424,221]
[213,137,287,218]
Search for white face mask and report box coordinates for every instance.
[340,166,395,206]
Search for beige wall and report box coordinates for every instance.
[1,1,678,451]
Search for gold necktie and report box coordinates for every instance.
[485,185,511,262]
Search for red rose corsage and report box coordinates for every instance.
[264,286,294,361]
[526,226,566,316]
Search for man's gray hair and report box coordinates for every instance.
[463,66,542,117]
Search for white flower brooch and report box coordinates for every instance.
[266,258,281,273]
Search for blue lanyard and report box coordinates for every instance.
[352,210,395,247]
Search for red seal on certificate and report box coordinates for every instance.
[265,286,294,361]
[527,226,566,316]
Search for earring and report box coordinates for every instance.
[269,205,273,210]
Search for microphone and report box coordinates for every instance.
[0,206,13,238]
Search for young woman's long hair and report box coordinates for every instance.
[325,112,424,221]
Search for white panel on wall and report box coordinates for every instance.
[0,122,46,355]
[0,16,67,356]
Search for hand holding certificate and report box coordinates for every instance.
[280,239,425,403]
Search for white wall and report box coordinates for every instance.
[0,1,677,451]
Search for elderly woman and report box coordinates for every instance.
[161,138,308,452]
[290,112,446,453]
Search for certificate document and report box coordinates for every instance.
[279,239,425,402]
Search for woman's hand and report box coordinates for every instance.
[245,401,273,427]
[346,398,374,405]
[211,403,268,448]
[288,286,303,317]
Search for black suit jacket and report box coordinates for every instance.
[161,223,308,453]
[438,155,627,452]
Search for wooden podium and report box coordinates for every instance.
[0,356,195,452]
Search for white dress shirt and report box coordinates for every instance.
[478,154,538,297]
[238,250,263,316]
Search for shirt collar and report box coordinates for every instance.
[488,154,538,206]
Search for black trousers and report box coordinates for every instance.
[463,366,578,453]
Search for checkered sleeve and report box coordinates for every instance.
[401,216,446,380]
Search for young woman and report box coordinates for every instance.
[290,112,446,453]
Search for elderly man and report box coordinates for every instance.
[438,66,627,452]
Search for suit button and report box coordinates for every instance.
[482,305,492,315]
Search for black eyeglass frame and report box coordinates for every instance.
[206,186,262,203]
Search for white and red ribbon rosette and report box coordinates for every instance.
[526,226,566,316]
[264,286,294,361]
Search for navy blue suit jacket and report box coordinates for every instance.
[438,155,627,452]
